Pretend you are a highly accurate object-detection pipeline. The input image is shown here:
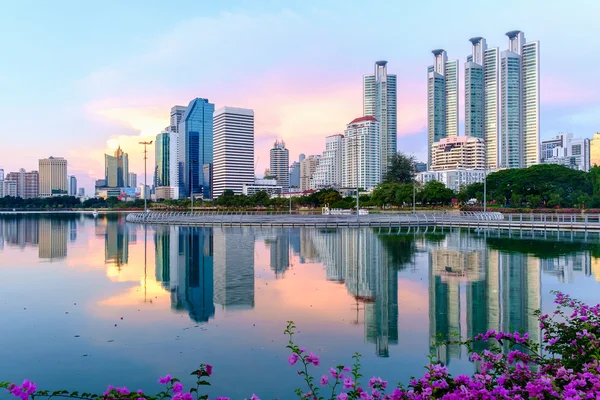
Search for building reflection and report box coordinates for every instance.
[153,226,255,322]
[310,228,398,357]
[0,216,39,248]
[104,215,129,268]
[38,218,68,260]
[265,229,290,278]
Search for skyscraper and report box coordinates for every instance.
[104,146,129,187]
[169,131,182,198]
[68,175,77,196]
[169,105,187,133]
[499,31,540,168]
[270,140,289,191]
[178,98,215,198]
[289,161,300,189]
[212,107,255,198]
[128,173,137,188]
[38,157,67,197]
[427,50,459,167]
[465,38,486,140]
[591,133,600,167]
[364,61,397,176]
[342,116,381,190]
[155,131,170,187]
[484,46,500,169]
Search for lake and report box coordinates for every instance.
[1,213,599,399]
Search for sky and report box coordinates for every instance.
[1,0,599,193]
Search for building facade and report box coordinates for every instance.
[39,157,67,197]
[300,155,319,192]
[0,179,17,197]
[169,131,182,199]
[212,107,255,198]
[242,178,282,197]
[341,116,381,190]
[311,134,343,189]
[541,133,590,172]
[128,173,137,188]
[431,136,486,171]
[417,169,486,192]
[169,105,187,133]
[155,131,170,187]
[5,169,39,199]
[428,50,459,167]
[178,98,215,198]
[289,161,300,189]
[364,61,397,176]
[591,133,600,167]
[270,140,289,191]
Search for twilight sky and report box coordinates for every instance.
[1,0,599,193]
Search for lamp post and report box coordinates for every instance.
[139,141,153,213]
[412,154,416,214]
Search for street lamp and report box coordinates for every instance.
[139,141,153,213]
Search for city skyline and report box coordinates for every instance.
[1,1,597,194]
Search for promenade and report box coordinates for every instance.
[124,211,600,231]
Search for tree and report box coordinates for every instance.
[526,194,542,208]
[382,153,415,184]
[421,181,454,206]
[394,183,414,206]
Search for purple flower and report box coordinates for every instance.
[216,397,231,400]
[337,394,348,400]
[137,389,144,394]
[288,353,299,366]
[343,377,354,389]
[158,374,172,384]
[173,382,183,393]
[320,375,329,386]
[299,347,306,353]
[342,366,351,372]
[182,393,193,400]
[116,387,130,395]
[249,394,260,400]
[305,352,320,366]
[206,364,213,376]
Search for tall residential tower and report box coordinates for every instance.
[364,61,397,176]
[427,50,459,168]
[270,140,289,191]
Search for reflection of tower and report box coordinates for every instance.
[69,219,77,242]
[268,229,290,278]
[213,227,255,310]
[104,217,129,268]
[540,252,592,283]
[289,228,301,258]
[500,253,541,350]
[428,260,459,365]
[299,228,318,263]
[2,216,39,248]
[167,226,215,323]
[38,218,67,260]
[155,225,170,289]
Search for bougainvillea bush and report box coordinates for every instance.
[3,291,600,399]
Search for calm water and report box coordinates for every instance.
[1,213,600,398]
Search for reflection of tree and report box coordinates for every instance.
[377,234,417,271]
[486,237,600,259]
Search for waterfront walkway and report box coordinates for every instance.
[124,211,600,231]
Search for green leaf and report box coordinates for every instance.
[70,391,79,397]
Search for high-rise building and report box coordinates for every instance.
[104,146,129,188]
[311,134,343,189]
[0,180,17,197]
[431,136,486,171]
[212,107,254,198]
[5,169,39,199]
[128,173,137,188]
[484,46,500,169]
[342,116,381,190]
[465,38,486,140]
[541,133,590,171]
[427,50,459,168]
[591,133,600,167]
[270,140,289,191]
[500,31,540,168]
[68,176,77,196]
[300,155,319,191]
[169,105,187,133]
[364,61,397,176]
[169,131,182,199]
[0,168,4,181]
[155,131,170,187]
[289,161,300,188]
[39,157,67,197]
[78,187,85,197]
[178,98,215,198]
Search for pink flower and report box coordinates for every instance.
[343,377,354,389]
[249,395,260,400]
[116,387,130,395]
[173,382,183,393]
[182,393,193,400]
[206,364,213,376]
[320,375,329,386]
[288,353,299,366]
[216,398,231,400]
[337,394,348,400]
[158,374,172,384]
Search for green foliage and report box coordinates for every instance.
[420,181,454,206]
[382,152,415,184]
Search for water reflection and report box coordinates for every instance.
[3,216,600,365]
